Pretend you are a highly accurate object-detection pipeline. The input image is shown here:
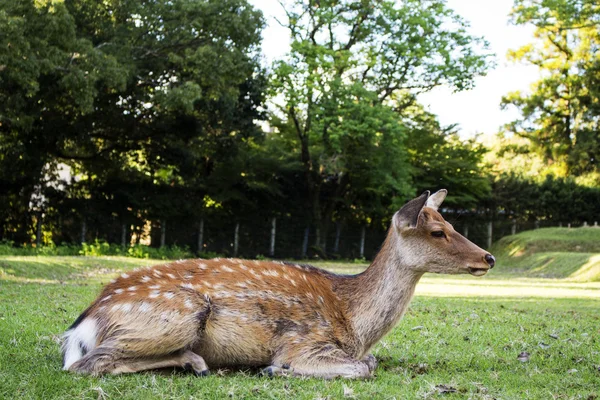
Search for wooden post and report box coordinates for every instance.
[486,221,493,249]
[301,227,309,258]
[568,223,571,229]
[81,220,87,244]
[233,222,240,256]
[511,220,517,235]
[463,225,469,238]
[583,221,588,227]
[160,220,166,248]
[36,212,43,247]
[315,227,321,248]
[121,223,127,247]
[197,218,204,253]
[359,226,366,259]
[269,217,276,257]
[333,222,341,253]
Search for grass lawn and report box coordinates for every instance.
[492,227,600,281]
[1,256,599,399]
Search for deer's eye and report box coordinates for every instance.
[431,231,446,238]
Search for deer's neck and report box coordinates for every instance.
[341,231,423,356]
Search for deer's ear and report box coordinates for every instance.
[426,189,447,211]
[394,191,430,231]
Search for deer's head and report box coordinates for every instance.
[393,190,495,276]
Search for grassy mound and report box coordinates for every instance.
[492,227,600,281]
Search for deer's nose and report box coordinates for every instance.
[484,254,495,268]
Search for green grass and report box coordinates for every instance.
[492,227,600,281]
[1,256,599,399]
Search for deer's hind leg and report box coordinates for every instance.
[111,349,209,376]
[69,291,213,376]
[267,345,372,379]
[70,347,209,376]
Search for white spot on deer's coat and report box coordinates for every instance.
[149,291,160,299]
[250,269,261,279]
[112,303,132,312]
[110,279,117,284]
[121,273,129,279]
[114,289,124,294]
[149,284,160,289]
[127,286,137,292]
[181,283,194,289]
[221,265,234,273]
[141,276,151,282]
[213,283,224,290]
[183,274,192,280]
[184,299,194,309]
[262,270,279,277]
[153,270,162,277]
[163,292,175,300]
[318,296,324,304]
[239,264,248,270]
[139,302,152,313]
[235,282,247,288]
[166,273,176,279]
[213,291,231,299]
[100,295,112,302]
[198,263,207,270]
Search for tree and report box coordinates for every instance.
[270,0,491,248]
[502,0,600,176]
[0,0,267,245]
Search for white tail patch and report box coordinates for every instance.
[62,318,98,370]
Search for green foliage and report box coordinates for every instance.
[270,0,492,243]
[0,240,205,260]
[502,0,600,176]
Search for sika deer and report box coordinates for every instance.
[62,189,495,378]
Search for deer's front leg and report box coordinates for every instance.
[269,347,372,379]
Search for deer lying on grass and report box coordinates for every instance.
[62,189,495,379]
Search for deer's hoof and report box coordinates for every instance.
[194,369,210,377]
[363,354,378,373]
[184,363,210,377]
[261,365,293,377]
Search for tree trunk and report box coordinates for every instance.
[36,212,43,247]
[511,220,517,235]
[121,223,127,247]
[301,227,309,258]
[160,220,166,248]
[333,222,342,253]
[197,218,204,253]
[269,217,276,257]
[359,226,366,259]
[233,222,240,256]
[315,227,321,248]
[80,220,87,244]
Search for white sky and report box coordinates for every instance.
[249,0,540,138]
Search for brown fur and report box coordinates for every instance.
[62,190,493,379]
